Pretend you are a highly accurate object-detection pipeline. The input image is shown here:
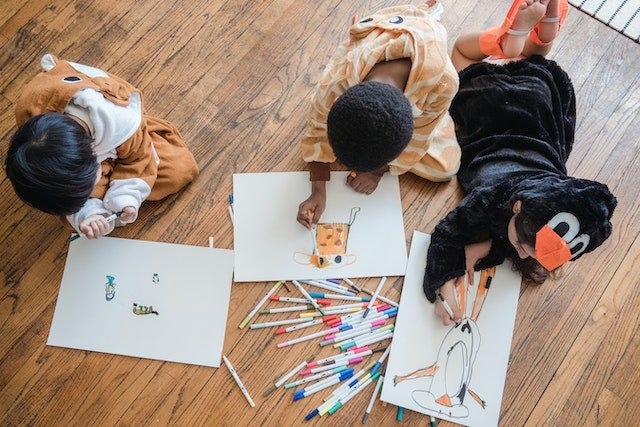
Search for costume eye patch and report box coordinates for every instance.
[63,76,82,82]
[389,16,403,24]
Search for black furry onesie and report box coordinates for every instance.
[422,56,616,302]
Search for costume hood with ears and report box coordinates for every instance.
[15,54,137,125]
[508,175,617,265]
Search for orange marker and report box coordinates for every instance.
[350,171,357,178]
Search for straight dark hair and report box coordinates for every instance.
[5,113,98,215]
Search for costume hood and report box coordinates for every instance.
[508,175,616,261]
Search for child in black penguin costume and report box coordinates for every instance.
[423,0,616,324]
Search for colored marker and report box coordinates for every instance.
[328,372,381,415]
[343,277,362,293]
[369,345,392,375]
[362,373,384,423]
[227,205,235,225]
[238,281,283,329]
[363,276,387,318]
[430,415,437,427]
[275,355,316,388]
[436,290,455,320]
[277,324,343,348]
[222,354,255,407]
[69,211,122,241]
[275,315,337,335]
[327,307,397,330]
[249,318,310,329]
[329,305,395,327]
[259,304,316,314]
[284,366,352,389]
[315,279,352,291]
[300,356,364,376]
[323,322,386,346]
[293,371,354,400]
[334,324,394,349]
[325,360,377,403]
[292,280,325,316]
[307,347,371,367]
[397,406,404,420]
[302,280,355,296]
[361,287,399,307]
[299,307,362,318]
[269,296,331,305]
[309,291,370,302]
[339,329,394,351]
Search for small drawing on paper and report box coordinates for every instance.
[105,275,116,301]
[294,207,360,269]
[152,273,159,284]
[133,303,159,315]
[393,267,496,419]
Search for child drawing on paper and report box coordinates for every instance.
[394,267,495,418]
[294,207,360,269]
[104,275,116,301]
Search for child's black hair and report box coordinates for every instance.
[510,211,550,284]
[327,81,413,172]
[5,113,98,215]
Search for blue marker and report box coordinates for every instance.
[293,370,354,401]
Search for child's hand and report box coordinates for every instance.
[435,277,464,325]
[118,206,137,224]
[464,240,492,285]
[297,193,326,229]
[346,167,388,194]
[79,215,114,239]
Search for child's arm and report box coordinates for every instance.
[423,187,504,302]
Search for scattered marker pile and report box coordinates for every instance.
[240,277,400,422]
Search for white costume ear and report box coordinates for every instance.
[41,54,56,71]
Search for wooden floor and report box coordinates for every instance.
[1,0,639,425]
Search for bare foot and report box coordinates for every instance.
[501,0,550,58]
[537,0,560,43]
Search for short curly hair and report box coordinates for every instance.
[327,81,413,172]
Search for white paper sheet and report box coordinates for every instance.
[381,231,521,427]
[47,237,234,367]
[232,172,407,282]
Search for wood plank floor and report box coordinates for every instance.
[1,0,639,425]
